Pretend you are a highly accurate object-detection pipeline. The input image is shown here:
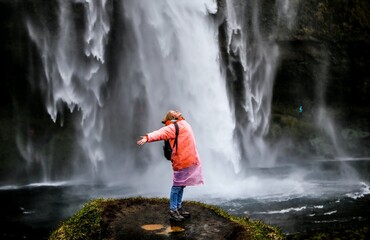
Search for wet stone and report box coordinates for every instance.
[100,198,248,240]
[141,224,186,235]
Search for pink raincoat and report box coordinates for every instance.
[147,119,204,186]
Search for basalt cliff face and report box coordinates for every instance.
[217,0,370,106]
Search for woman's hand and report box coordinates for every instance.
[137,136,147,145]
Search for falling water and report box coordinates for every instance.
[222,0,298,167]
[313,46,347,157]
[276,0,299,30]
[103,0,239,182]
[26,0,238,183]
[26,0,111,178]
[23,0,347,185]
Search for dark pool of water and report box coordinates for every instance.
[1,183,369,240]
[1,159,369,239]
[0,185,89,240]
[217,192,370,234]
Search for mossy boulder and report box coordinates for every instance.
[49,197,284,240]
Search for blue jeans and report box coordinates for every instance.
[170,186,185,211]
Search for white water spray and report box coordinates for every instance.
[117,0,239,178]
[26,0,239,183]
[276,0,299,30]
[26,0,111,175]
[223,0,298,167]
[313,47,346,157]
[24,0,299,186]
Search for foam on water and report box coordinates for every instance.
[345,182,370,199]
[0,180,78,190]
[0,185,19,190]
[26,181,72,187]
[257,206,307,215]
[323,210,337,215]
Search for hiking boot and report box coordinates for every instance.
[169,210,184,221]
[178,208,190,218]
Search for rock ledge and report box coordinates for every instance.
[49,197,283,240]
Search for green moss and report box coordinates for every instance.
[269,113,316,140]
[296,0,370,42]
[49,199,109,240]
[49,197,171,240]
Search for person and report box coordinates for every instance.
[137,110,204,221]
[298,105,303,119]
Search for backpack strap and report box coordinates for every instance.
[173,122,179,154]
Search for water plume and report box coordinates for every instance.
[313,46,347,158]
[26,0,112,177]
[25,0,238,184]
[22,0,358,198]
[104,0,238,181]
[222,0,298,167]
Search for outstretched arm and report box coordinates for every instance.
[137,124,176,146]
[137,136,147,145]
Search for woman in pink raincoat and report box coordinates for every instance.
[137,110,204,221]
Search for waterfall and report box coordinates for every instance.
[222,0,298,167]
[25,0,239,183]
[276,0,299,30]
[11,0,357,192]
[23,0,302,183]
[313,47,346,157]
[108,0,239,179]
[26,0,112,178]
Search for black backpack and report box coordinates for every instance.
[163,122,179,161]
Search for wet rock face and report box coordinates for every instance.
[215,0,370,157]
[216,0,370,110]
[271,36,370,157]
[295,0,370,42]
[100,199,246,240]
[274,41,370,109]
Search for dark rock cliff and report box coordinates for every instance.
[216,0,370,159]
